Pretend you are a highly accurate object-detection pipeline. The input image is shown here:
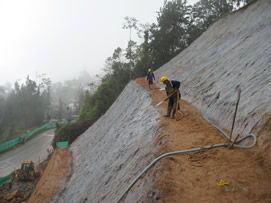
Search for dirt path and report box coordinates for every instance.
[28,148,71,203]
[136,78,271,202]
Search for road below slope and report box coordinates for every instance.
[0,129,55,177]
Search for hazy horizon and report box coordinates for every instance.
[0,0,198,86]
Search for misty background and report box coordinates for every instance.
[1,0,239,145]
[1,0,196,86]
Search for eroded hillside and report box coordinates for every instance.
[29,0,271,202]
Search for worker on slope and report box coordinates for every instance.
[160,76,181,118]
[146,68,155,89]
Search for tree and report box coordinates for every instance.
[0,75,54,141]
[122,16,139,79]
[149,0,190,69]
[192,0,233,30]
[75,0,248,144]
[133,25,153,77]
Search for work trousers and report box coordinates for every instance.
[167,93,180,118]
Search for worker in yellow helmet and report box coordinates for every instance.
[146,67,155,89]
[160,76,181,118]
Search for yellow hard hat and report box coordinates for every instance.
[160,76,168,82]
[148,69,151,72]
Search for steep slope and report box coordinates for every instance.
[29,1,271,202]
[155,0,271,169]
[52,82,161,202]
[31,78,271,202]
[139,79,271,202]
[29,148,71,203]
[156,0,271,139]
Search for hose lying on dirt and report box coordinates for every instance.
[116,133,256,202]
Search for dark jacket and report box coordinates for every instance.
[146,72,155,82]
[165,80,181,96]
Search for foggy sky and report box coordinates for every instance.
[0,0,198,86]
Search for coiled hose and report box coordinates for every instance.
[116,133,257,203]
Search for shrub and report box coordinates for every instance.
[52,119,95,149]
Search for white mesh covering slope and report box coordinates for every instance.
[54,81,160,203]
[155,0,271,137]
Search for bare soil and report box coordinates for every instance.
[137,78,271,202]
[28,148,71,203]
[9,78,271,202]
[0,156,50,203]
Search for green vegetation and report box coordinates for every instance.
[0,71,95,144]
[52,120,96,149]
[0,76,51,143]
[0,0,251,147]
[79,0,249,122]
[52,0,250,147]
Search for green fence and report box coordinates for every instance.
[0,121,73,185]
[0,173,11,186]
[0,121,69,153]
[57,141,69,148]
